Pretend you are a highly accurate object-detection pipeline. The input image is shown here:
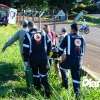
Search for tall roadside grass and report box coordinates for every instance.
[0,25,100,100]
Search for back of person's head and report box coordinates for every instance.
[20,20,28,28]
[43,24,50,33]
[28,21,33,28]
[71,23,78,32]
[44,24,48,28]
[61,27,67,33]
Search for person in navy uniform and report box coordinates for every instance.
[22,21,52,98]
[58,23,85,98]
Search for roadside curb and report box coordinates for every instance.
[82,66,100,80]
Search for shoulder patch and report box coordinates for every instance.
[34,33,42,43]
[74,38,81,46]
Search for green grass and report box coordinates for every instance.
[0,25,100,100]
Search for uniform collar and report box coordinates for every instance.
[29,28,37,33]
[70,33,78,36]
[22,28,29,32]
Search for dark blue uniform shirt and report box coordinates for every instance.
[59,33,85,67]
[22,29,51,65]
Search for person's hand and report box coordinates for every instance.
[62,54,66,62]
[52,46,58,53]
[24,61,30,71]
[59,54,66,63]
[24,61,29,67]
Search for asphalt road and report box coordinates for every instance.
[40,23,100,79]
[84,26,100,79]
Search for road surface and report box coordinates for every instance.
[84,26,100,80]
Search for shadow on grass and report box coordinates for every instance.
[0,85,13,97]
[13,87,32,97]
[0,85,31,98]
[0,62,32,97]
[0,62,19,83]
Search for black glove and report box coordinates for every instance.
[51,46,59,58]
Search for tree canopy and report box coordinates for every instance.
[0,0,92,12]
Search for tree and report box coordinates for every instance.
[19,0,48,11]
[48,0,75,13]
[0,0,12,6]
[83,0,91,5]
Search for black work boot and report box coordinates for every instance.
[75,92,80,100]
[33,77,41,90]
[61,80,68,89]
[44,88,52,98]
[41,76,51,98]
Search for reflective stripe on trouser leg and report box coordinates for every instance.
[40,73,47,78]
[33,74,40,78]
[23,44,30,48]
[73,79,80,94]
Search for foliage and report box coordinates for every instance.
[23,0,48,10]
[72,4,86,13]
[48,0,75,12]
[0,0,98,14]
[0,0,12,6]
[85,4,98,13]
[82,0,91,5]
[0,0,48,11]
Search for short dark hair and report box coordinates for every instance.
[21,20,28,28]
[44,24,48,27]
[23,23,27,28]
[71,23,78,32]
[28,21,33,27]
[43,24,49,29]
[61,28,66,33]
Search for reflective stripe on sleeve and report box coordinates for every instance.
[59,47,63,52]
[60,67,67,72]
[67,35,71,55]
[26,32,32,53]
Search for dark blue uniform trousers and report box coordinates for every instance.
[60,56,81,95]
[29,58,51,97]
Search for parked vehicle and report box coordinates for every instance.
[0,4,9,26]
